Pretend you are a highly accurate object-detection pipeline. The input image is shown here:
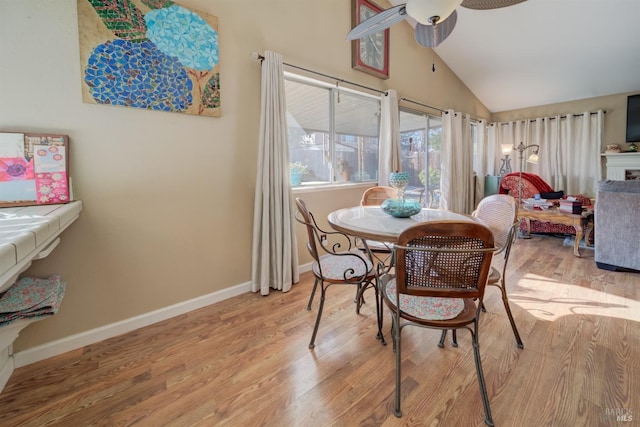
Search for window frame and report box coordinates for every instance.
[398,107,443,208]
[284,72,381,190]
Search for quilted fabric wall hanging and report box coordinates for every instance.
[77,0,220,117]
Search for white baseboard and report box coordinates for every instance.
[14,281,251,368]
[298,261,312,273]
[0,357,14,392]
[14,263,314,369]
[0,348,14,392]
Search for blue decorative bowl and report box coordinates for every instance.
[380,198,422,218]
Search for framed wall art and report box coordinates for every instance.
[77,0,221,117]
[351,0,390,80]
[0,132,71,207]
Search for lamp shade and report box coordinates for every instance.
[527,153,539,164]
[501,144,513,155]
[406,0,462,25]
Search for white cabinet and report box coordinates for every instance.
[602,153,640,180]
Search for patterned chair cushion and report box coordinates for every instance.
[313,248,373,280]
[384,278,464,320]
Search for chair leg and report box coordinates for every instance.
[375,284,386,346]
[472,327,494,427]
[355,283,367,314]
[391,322,397,353]
[308,284,326,349]
[498,282,524,349]
[307,278,319,310]
[393,318,402,417]
[438,330,458,348]
[438,330,447,348]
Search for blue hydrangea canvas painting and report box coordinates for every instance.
[78,0,221,117]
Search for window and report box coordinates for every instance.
[399,108,442,208]
[285,73,380,186]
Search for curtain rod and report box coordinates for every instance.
[491,110,606,126]
[399,97,445,114]
[253,52,387,95]
[400,97,484,122]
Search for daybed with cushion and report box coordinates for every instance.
[499,172,594,241]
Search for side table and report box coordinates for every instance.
[518,207,594,257]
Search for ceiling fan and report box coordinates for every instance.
[347,0,527,48]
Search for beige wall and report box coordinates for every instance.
[492,91,640,154]
[0,0,488,352]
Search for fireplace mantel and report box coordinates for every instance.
[602,152,640,180]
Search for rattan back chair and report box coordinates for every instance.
[380,220,496,425]
[295,198,383,349]
[360,186,397,206]
[472,194,523,348]
[359,186,397,266]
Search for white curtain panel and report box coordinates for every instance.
[548,111,603,195]
[488,111,603,197]
[531,116,562,189]
[378,89,401,185]
[474,119,488,207]
[440,110,455,211]
[440,110,474,214]
[486,124,498,175]
[487,122,518,175]
[251,51,299,295]
[571,110,603,195]
[487,120,533,176]
[489,122,516,174]
[463,114,474,212]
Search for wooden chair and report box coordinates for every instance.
[359,186,396,252]
[473,194,523,349]
[358,186,396,285]
[380,221,496,425]
[295,198,384,348]
[360,186,397,206]
[442,194,523,349]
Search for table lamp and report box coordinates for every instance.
[500,144,513,175]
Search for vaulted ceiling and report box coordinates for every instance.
[389,0,640,112]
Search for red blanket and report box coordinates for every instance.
[499,172,554,195]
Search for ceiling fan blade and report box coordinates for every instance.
[346,4,407,40]
[460,0,526,10]
[414,10,457,48]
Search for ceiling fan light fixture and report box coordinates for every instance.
[406,0,463,25]
[414,10,457,47]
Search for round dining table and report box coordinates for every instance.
[327,205,476,243]
[327,205,480,348]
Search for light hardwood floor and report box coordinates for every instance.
[1,234,638,426]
